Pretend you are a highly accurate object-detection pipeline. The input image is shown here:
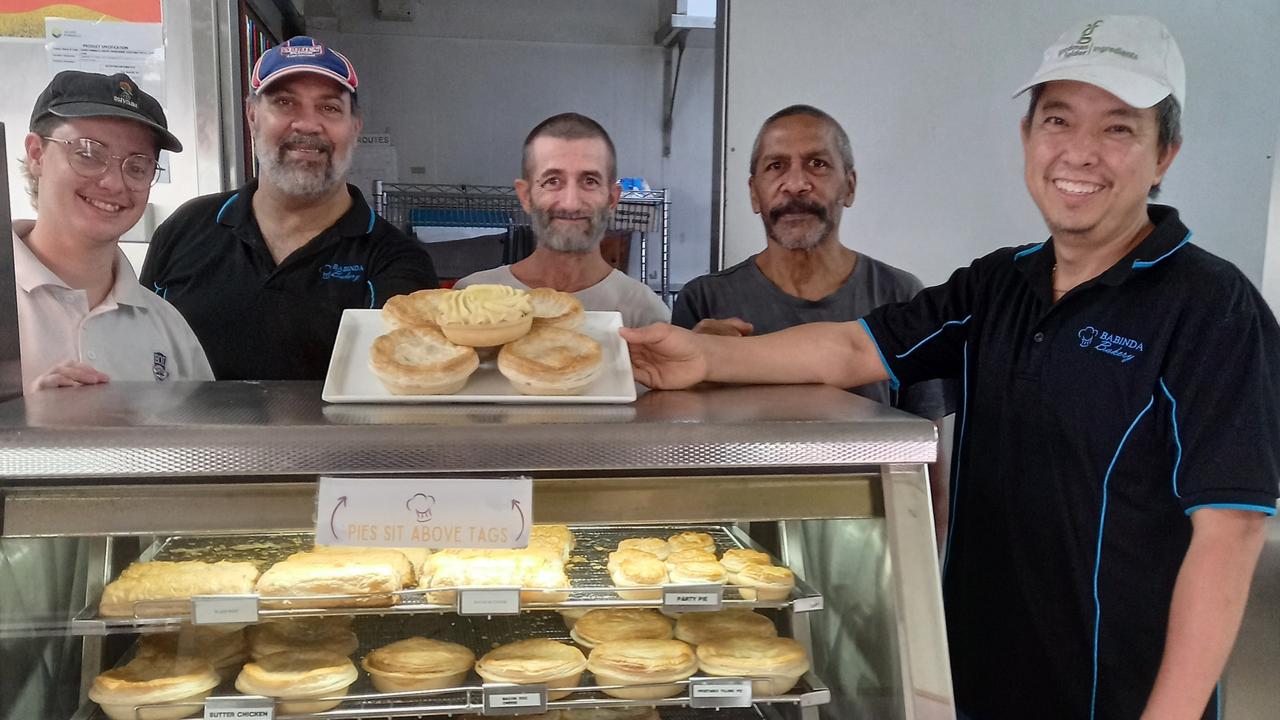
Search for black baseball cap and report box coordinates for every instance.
[30,70,183,152]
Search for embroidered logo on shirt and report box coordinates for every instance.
[320,263,365,282]
[1076,325,1144,363]
[152,352,169,382]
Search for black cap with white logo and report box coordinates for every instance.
[29,70,183,152]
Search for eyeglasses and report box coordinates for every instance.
[41,136,161,191]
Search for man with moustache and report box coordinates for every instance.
[624,16,1278,720]
[140,37,437,380]
[455,113,669,328]
[673,105,949,421]
[674,106,951,718]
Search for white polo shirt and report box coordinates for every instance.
[13,222,214,390]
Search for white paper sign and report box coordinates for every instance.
[663,584,724,612]
[316,476,533,549]
[458,587,521,615]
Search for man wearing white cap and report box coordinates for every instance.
[140,36,438,380]
[622,16,1278,719]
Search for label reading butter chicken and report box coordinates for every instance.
[204,695,274,719]
[315,476,533,549]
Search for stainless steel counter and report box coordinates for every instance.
[0,382,935,480]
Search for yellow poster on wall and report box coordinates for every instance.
[0,1,161,38]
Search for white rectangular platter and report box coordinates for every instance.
[322,309,637,404]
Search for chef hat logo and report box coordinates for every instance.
[1078,326,1098,348]
[406,493,436,522]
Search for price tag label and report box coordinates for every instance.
[316,476,533,549]
[482,683,548,715]
[191,595,259,625]
[662,583,724,612]
[458,587,521,616]
[204,695,275,719]
[689,677,754,708]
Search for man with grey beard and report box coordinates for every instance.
[455,113,669,328]
[672,104,953,718]
[140,37,437,379]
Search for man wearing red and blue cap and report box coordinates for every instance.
[141,36,438,380]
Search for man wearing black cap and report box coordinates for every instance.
[15,70,212,391]
[140,36,438,380]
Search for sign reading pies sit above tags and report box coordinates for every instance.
[316,476,533,549]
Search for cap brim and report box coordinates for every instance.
[46,102,183,152]
[1013,66,1173,109]
[254,66,357,96]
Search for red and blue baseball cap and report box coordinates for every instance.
[249,36,358,98]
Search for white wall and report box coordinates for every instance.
[1264,127,1280,309]
[3,1,229,258]
[311,0,714,285]
[720,1,1280,287]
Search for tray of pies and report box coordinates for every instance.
[77,611,826,720]
[73,526,824,633]
[322,286,637,404]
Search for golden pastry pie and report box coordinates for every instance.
[586,639,698,699]
[667,560,728,585]
[137,625,247,682]
[664,549,717,570]
[667,531,717,555]
[369,327,479,395]
[474,639,587,700]
[99,560,260,618]
[617,537,670,560]
[246,617,360,659]
[437,284,534,346]
[607,549,659,573]
[498,326,603,396]
[530,524,576,549]
[90,655,221,720]
[559,607,591,629]
[235,650,358,714]
[696,636,810,695]
[256,551,406,608]
[528,287,586,330]
[382,288,455,329]
[674,609,778,645]
[361,637,475,692]
[609,554,669,601]
[719,548,772,579]
[569,608,675,649]
[732,564,796,601]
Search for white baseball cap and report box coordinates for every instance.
[1014,15,1185,111]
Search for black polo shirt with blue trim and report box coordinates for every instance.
[140,182,438,380]
[860,205,1280,720]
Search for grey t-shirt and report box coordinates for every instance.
[673,253,953,419]
[456,265,671,328]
